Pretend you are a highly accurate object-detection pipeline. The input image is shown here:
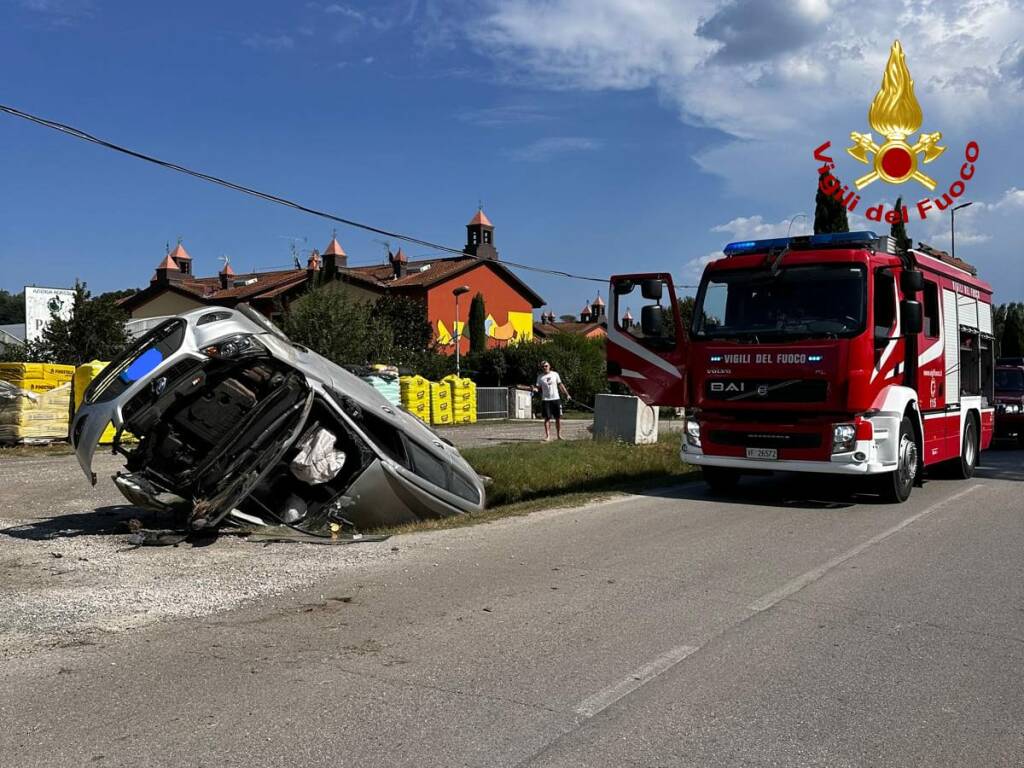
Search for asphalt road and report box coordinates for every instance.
[2,446,1023,767]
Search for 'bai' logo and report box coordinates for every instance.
[813,40,979,224]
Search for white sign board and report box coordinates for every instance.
[25,286,75,343]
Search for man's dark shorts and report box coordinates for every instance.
[541,399,562,420]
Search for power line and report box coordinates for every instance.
[0,103,607,284]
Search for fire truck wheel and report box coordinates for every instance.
[702,466,740,493]
[951,414,979,480]
[877,416,917,503]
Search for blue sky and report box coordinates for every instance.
[2,0,1023,315]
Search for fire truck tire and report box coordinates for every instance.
[876,416,917,503]
[950,413,979,480]
[702,466,740,493]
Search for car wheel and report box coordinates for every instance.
[703,466,740,494]
[877,416,917,503]
[950,414,979,480]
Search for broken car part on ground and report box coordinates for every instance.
[71,305,485,538]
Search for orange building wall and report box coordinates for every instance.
[425,263,536,356]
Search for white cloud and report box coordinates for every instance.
[508,136,602,162]
[711,213,812,240]
[987,187,1024,212]
[242,33,295,51]
[456,104,554,127]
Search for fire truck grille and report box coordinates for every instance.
[704,379,828,403]
[707,430,822,449]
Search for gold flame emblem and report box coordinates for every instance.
[847,40,945,190]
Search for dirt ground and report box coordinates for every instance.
[0,419,678,660]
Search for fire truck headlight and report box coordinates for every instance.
[1005,404,1021,414]
[685,418,701,448]
[832,423,857,454]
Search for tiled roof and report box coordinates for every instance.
[534,320,606,337]
[155,254,179,271]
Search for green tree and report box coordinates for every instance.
[36,281,130,366]
[468,293,487,355]
[1000,303,1024,358]
[0,289,23,324]
[890,196,912,251]
[285,284,375,365]
[813,171,850,234]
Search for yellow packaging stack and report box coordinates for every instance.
[0,363,73,444]
[72,361,135,444]
[399,375,430,423]
[443,374,477,424]
[429,380,452,425]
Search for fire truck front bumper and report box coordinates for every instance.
[679,413,904,476]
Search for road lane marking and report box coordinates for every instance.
[748,484,983,613]
[574,644,700,718]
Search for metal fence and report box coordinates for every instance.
[475,387,509,420]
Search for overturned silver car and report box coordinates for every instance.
[72,305,484,535]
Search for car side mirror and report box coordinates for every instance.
[613,279,635,295]
[901,299,923,335]
[641,279,663,301]
[900,270,923,295]
[641,305,666,336]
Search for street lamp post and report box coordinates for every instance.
[951,201,973,260]
[452,285,470,377]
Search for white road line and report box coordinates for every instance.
[748,484,983,613]
[574,644,700,718]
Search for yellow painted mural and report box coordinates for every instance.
[438,312,533,347]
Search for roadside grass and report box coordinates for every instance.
[0,442,74,458]
[375,434,697,535]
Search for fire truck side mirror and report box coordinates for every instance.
[641,279,663,301]
[641,305,667,337]
[613,279,636,295]
[900,270,923,295]
[900,300,923,335]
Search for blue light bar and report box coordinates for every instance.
[808,354,823,362]
[723,230,880,257]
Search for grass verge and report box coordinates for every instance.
[377,434,697,535]
[0,442,74,458]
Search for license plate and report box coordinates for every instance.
[746,447,777,460]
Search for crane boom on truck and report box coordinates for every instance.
[607,231,995,502]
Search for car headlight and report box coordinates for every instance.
[685,418,701,448]
[202,334,267,359]
[832,423,856,454]
[1005,404,1022,414]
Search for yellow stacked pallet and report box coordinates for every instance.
[73,361,135,444]
[0,363,74,444]
[428,380,452,426]
[399,374,430,424]
[443,375,477,424]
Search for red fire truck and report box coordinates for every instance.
[607,231,995,502]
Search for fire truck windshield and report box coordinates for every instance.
[692,264,867,341]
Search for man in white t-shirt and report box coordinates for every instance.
[533,360,570,441]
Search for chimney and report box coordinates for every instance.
[219,259,236,290]
[322,233,347,279]
[390,247,408,279]
[307,249,321,283]
[152,252,184,286]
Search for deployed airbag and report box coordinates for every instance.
[290,427,347,484]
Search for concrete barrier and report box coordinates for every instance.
[593,393,659,444]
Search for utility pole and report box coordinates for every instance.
[951,201,973,259]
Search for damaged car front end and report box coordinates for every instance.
[72,305,485,535]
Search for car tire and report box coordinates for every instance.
[950,414,979,480]
[876,416,917,503]
[703,466,740,494]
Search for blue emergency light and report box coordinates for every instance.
[723,230,880,257]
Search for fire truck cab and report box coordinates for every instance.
[608,231,995,502]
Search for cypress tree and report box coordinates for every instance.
[468,292,487,355]
[890,196,912,251]
[813,171,850,234]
